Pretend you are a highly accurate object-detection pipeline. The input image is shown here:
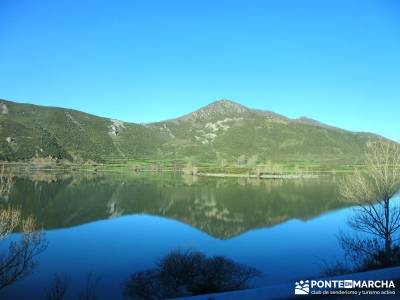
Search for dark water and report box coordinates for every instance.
[0,172,357,299]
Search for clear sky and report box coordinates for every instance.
[0,0,399,140]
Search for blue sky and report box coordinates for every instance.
[0,0,399,140]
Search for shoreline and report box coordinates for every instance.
[196,172,320,179]
[1,161,356,179]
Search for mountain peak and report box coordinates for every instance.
[211,98,243,105]
[208,99,248,111]
[177,99,249,122]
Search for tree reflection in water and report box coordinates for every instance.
[45,273,100,300]
[0,165,47,291]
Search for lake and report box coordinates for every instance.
[0,172,360,299]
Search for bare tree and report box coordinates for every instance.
[0,166,48,290]
[45,274,69,300]
[0,164,14,200]
[45,273,99,300]
[340,139,400,266]
[0,208,21,239]
[124,249,261,299]
[182,161,198,175]
[0,214,47,289]
[78,273,99,300]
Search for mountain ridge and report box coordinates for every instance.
[0,98,388,164]
[0,97,381,136]
[155,99,381,137]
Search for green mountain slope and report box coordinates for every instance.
[0,98,384,164]
[150,99,380,164]
[0,99,165,162]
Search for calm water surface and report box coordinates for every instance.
[0,172,358,299]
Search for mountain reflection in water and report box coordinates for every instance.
[3,172,349,239]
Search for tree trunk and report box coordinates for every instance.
[384,198,392,266]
